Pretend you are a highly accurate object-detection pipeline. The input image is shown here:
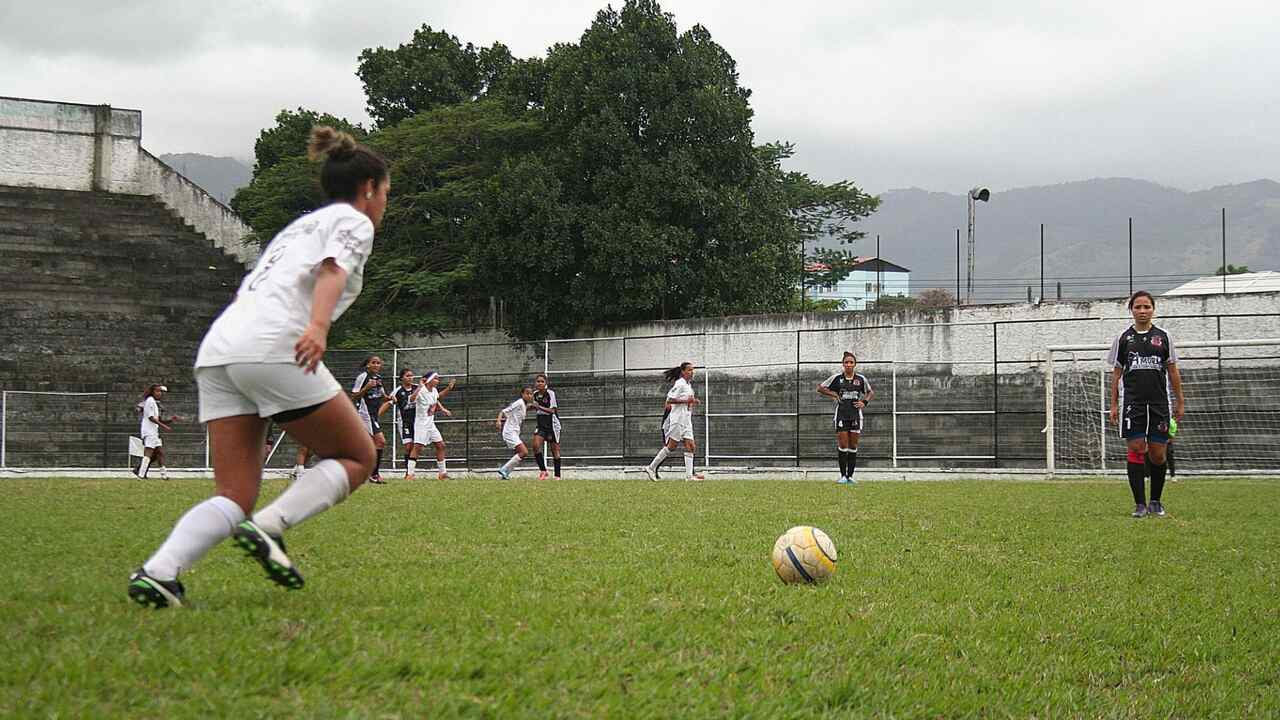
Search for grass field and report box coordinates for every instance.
[3,476,1279,718]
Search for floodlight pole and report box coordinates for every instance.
[966,187,991,304]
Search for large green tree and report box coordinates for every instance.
[233,0,880,342]
[476,0,827,337]
[357,25,516,128]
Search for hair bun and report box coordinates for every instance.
[308,126,357,161]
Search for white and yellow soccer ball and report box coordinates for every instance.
[771,526,837,584]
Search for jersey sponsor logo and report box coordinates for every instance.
[1151,336,1163,348]
[1127,353,1164,371]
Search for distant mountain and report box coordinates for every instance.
[828,178,1280,303]
[158,153,252,205]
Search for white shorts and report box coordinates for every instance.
[142,433,163,449]
[665,419,695,443]
[502,427,524,450]
[195,362,343,423]
[414,419,444,446]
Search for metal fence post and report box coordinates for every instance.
[1,391,7,468]
[102,393,109,468]
[795,329,801,468]
[464,344,471,472]
[993,323,1000,468]
[621,338,628,463]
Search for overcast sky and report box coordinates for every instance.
[2,0,1277,194]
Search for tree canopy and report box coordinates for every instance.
[232,0,879,343]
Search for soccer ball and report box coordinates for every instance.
[771,525,837,584]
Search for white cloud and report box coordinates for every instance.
[1,0,1277,191]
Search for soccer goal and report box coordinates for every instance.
[1044,337,1280,475]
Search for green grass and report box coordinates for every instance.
[3,477,1279,718]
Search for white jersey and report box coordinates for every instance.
[195,203,375,367]
[665,378,695,426]
[140,397,161,437]
[415,387,440,423]
[502,398,527,436]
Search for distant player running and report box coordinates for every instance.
[404,371,456,480]
[817,351,874,484]
[643,362,704,481]
[1108,290,1185,518]
[496,388,534,479]
[351,355,388,483]
[530,373,563,480]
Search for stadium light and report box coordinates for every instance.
[966,186,992,303]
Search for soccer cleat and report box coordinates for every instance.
[437,471,449,480]
[231,520,305,590]
[538,470,549,481]
[688,473,706,482]
[643,466,657,482]
[1149,501,1166,517]
[128,568,185,609]
[368,474,386,485]
[403,472,415,481]
[846,476,858,485]
[1132,503,1148,518]
[836,476,849,484]
[497,466,511,480]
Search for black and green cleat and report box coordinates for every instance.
[232,520,305,590]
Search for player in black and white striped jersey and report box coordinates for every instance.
[351,355,388,483]
[378,367,417,478]
[530,373,563,480]
[816,351,874,484]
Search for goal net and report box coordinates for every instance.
[1045,338,1280,474]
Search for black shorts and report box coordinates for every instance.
[834,406,863,433]
[535,423,559,443]
[399,417,415,445]
[1122,403,1170,444]
[362,413,381,437]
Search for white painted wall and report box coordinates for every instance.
[399,292,1280,378]
[0,97,256,264]
[810,269,910,310]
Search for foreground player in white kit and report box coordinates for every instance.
[128,127,389,609]
[495,387,534,479]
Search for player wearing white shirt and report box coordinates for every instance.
[134,384,177,480]
[643,362,704,481]
[129,127,390,609]
[401,371,456,480]
[495,388,534,479]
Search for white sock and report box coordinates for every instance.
[252,459,351,537]
[293,464,304,476]
[502,454,521,472]
[406,459,416,473]
[438,458,447,473]
[684,452,695,478]
[143,495,244,581]
[649,446,670,471]
[138,456,152,478]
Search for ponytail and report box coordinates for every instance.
[663,362,693,383]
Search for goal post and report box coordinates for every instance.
[1045,337,1280,475]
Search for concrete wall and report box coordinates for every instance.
[0,96,256,265]
[399,292,1280,379]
